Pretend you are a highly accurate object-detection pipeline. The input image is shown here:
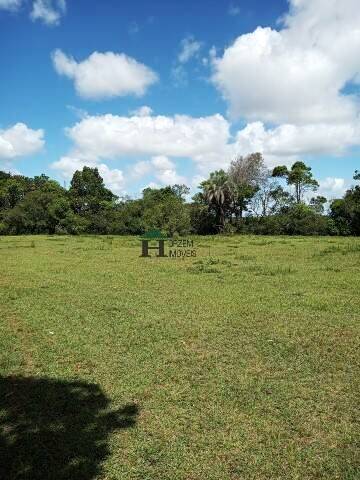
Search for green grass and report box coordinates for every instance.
[0,235,359,479]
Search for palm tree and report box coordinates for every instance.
[201,170,230,230]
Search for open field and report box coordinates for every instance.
[0,235,359,479]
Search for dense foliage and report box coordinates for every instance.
[0,159,359,235]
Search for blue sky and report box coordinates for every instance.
[1,0,359,198]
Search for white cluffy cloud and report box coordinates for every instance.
[70,112,357,168]
[31,0,66,26]
[132,156,186,186]
[0,0,22,10]
[52,108,360,192]
[0,123,45,159]
[212,0,360,125]
[234,122,360,158]
[318,177,348,201]
[51,112,229,191]
[63,113,230,161]
[52,49,158,100]
[152,156,186,185]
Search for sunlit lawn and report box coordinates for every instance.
[0,235,359,479]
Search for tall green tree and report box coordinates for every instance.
[330,171,360,235]
[3,181,72,234]
[69,167,116,216]
[272,161,319,203]
[141,185,191,235]
[228,153,266,219]
[250,176,280,217]
[200,170,230,230]
[0,174,33,210]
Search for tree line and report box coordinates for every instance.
[0,154,359,236]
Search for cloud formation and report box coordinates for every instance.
[63,113,230,160]
[0,123,45,159]
[212,0,360,125]
[52,108,360,192]
[318,177,348,200]
[130,105,153,117]
[31,0,66,26]
[234,122,359,158]
[178,36,202,64]
[52,49,158,100]
[172,35,203,87]
[49,1,360,194]
[0,0,22,11]
[134,156,186,186]
[52,113,228,191]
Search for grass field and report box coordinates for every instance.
[0,235,359,479]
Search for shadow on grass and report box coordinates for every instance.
[0,376,138,479]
